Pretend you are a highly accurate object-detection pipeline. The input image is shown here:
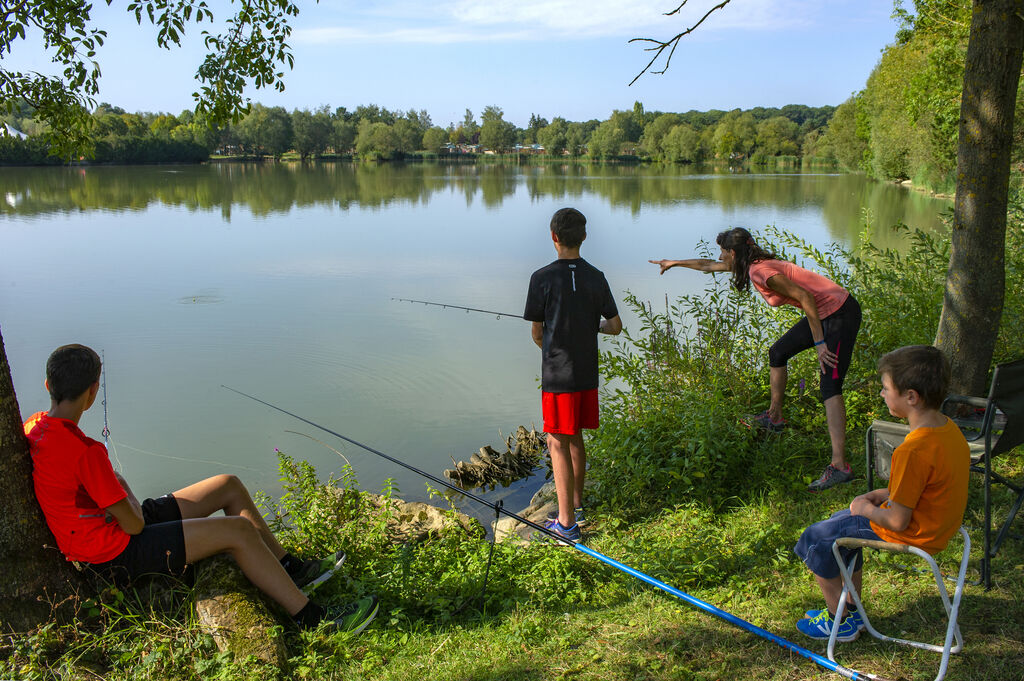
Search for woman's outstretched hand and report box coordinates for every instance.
[649,259,675,275]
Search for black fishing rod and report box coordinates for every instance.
[222,385,552,539]
[223,385,889,681]
[391,298,521,320]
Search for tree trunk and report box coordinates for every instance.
[936,0,1024,395]
[0,326,84,633]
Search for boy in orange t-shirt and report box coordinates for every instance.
[792,345,969,642]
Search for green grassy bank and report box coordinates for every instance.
[3,205,1023,681]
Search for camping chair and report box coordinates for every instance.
[865,357,1024,589]
[940,357,1024,589]
[826,529,970,681]
[854,420,971,681]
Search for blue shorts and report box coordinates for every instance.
[793,509,882,579]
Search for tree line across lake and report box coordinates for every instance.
[1,99,836,167]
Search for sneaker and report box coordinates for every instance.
[327,595,379,635]
[796,610,860,642]
[805,608,864,632]
[292,550,346,594]
[546,507,587,527]
[540,518,581,543]
[807,464,854,492]
[744,410,786,433]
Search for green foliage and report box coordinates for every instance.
[236,104,293,159]
[292,107,333,160]
[820,0,984,191]
[1,1,309,159]
[421,126,448,153]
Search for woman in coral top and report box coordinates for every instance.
[650,227,862,491]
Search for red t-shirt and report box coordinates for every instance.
[24,412,130,563]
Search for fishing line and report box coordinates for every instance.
[111,441,265,475]
[391,298,521,320]
[223,385,886,681]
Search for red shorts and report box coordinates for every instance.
[542,389,599,435]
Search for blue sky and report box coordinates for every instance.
[16,0,900,128]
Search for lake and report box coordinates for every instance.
[0,162,950,520]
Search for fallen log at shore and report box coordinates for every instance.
[444,426,546,490]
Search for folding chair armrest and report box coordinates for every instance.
[835,537,913,554]
[941,394,988,410]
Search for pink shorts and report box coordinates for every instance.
[542,389,599,435]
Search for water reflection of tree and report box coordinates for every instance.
[0,164,947,243]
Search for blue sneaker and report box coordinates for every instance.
[805,608,865,632]
[796,610,860,642]
[541,518,581,543]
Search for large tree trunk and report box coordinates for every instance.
[0,326,83,633]
[936,0,1024,395]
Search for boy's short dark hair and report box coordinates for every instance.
[877,345,949,410]
[550,208,586,248]
[46,344,102,403]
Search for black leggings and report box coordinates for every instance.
[768,295,861,402]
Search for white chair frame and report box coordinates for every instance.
[826,527,971,681]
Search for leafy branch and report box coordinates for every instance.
[0,0,312,159]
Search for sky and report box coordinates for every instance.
[13,0,902,128]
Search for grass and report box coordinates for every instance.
[4,458,1020,680]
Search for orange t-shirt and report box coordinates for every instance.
[25,412,130,563]
[748,259,849,319]
[871,417,970,554]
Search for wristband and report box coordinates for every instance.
[814,339,826,346]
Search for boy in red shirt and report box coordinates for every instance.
[26,344,377,633]
[524,208,622,541]
[792,345,969,641]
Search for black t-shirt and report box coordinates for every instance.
[523,258,618,393]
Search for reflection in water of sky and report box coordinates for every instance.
[0,163,949,521]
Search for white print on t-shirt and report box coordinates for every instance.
[569,263,577,291]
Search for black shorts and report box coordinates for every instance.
[88,494,188,584]
[767,295,862,401]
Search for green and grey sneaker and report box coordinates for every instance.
[546,507,587,527]
[328,595,379,635]
[807,464,853,492]
[293,550,346,594]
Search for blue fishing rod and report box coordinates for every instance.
[223,385,890,681]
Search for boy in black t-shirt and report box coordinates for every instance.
[524,208,621,541]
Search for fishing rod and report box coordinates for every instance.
[223,385,890,681]
[101,351,111,448]
[391,298,521,320]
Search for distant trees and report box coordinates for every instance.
[537,118,569,156]
[236,104,292,160]
[3,97,841,165]
[479,106,516,153]
[422,126,449,152]
[292,107,333,160]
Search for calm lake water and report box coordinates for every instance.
[0,162,949,519]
